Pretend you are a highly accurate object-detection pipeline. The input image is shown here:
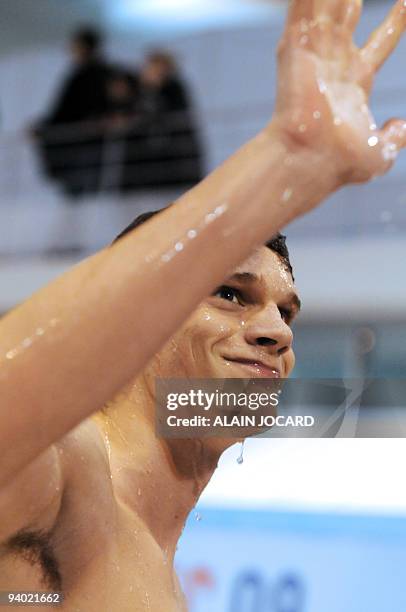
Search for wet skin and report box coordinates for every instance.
[1,1,406,610]
[2,1,406,490]
[0,247,298,611]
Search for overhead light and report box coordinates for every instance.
[109,0,282,31]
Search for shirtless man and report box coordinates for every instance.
[1,1,406,610]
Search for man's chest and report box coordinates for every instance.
[1,522,186,612]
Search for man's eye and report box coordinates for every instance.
[214,286,241,304]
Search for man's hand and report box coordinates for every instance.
[273,0,406,186]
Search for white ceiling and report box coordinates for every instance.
[0,0,284,54]
[107,0,284,34]
[0,0,388,54]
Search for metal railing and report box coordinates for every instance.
[1,99,406,257]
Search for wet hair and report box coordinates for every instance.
[71,27,102,53]
[113,208,294,280]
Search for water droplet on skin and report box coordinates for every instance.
[175,242,183,252]
[313,111,321,120]
[205,213,216,224]
[282,188,293,203]
[237,441,245,465]
[214,204,228,216]
[104,432,112,461]
[161,254,171,263]
[187,229,197,239]
[382,142,397,161]
[4,322,56,362]
[203,312,211,321]
[368,135,379,147]
[300,18,309,33]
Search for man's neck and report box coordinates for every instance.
[95,377,221,560]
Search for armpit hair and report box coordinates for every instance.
[5,529,62,592]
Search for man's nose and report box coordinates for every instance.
[243,307,293,356]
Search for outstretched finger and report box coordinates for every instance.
[361,0,406,72]
[309,0,362,27]
[380,119,406,157]
[340,0,363,32]
[287,0,314,26]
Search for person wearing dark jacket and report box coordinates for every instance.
[121,51,203,191]
[34,27,112,198]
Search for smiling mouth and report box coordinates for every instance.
[223,358,281,378]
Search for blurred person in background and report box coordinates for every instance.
[2,1,406,610]
[32,27,113,198]
[105,70,139,130]
[39,27,110,128]
[119,50,203,191]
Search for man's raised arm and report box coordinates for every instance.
[1,0,406,487]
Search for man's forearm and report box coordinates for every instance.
[0,124,338,486]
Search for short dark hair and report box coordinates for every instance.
[72,27,102,53]
[114,208,294,280]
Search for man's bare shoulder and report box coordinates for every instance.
[0,416,117,593]
[49,416,117,537]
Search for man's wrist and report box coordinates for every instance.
[259,121,342,223]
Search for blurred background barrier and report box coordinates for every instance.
[176,507,406,612]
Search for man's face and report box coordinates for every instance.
[142,59,169,86]
[148,246,300,381]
